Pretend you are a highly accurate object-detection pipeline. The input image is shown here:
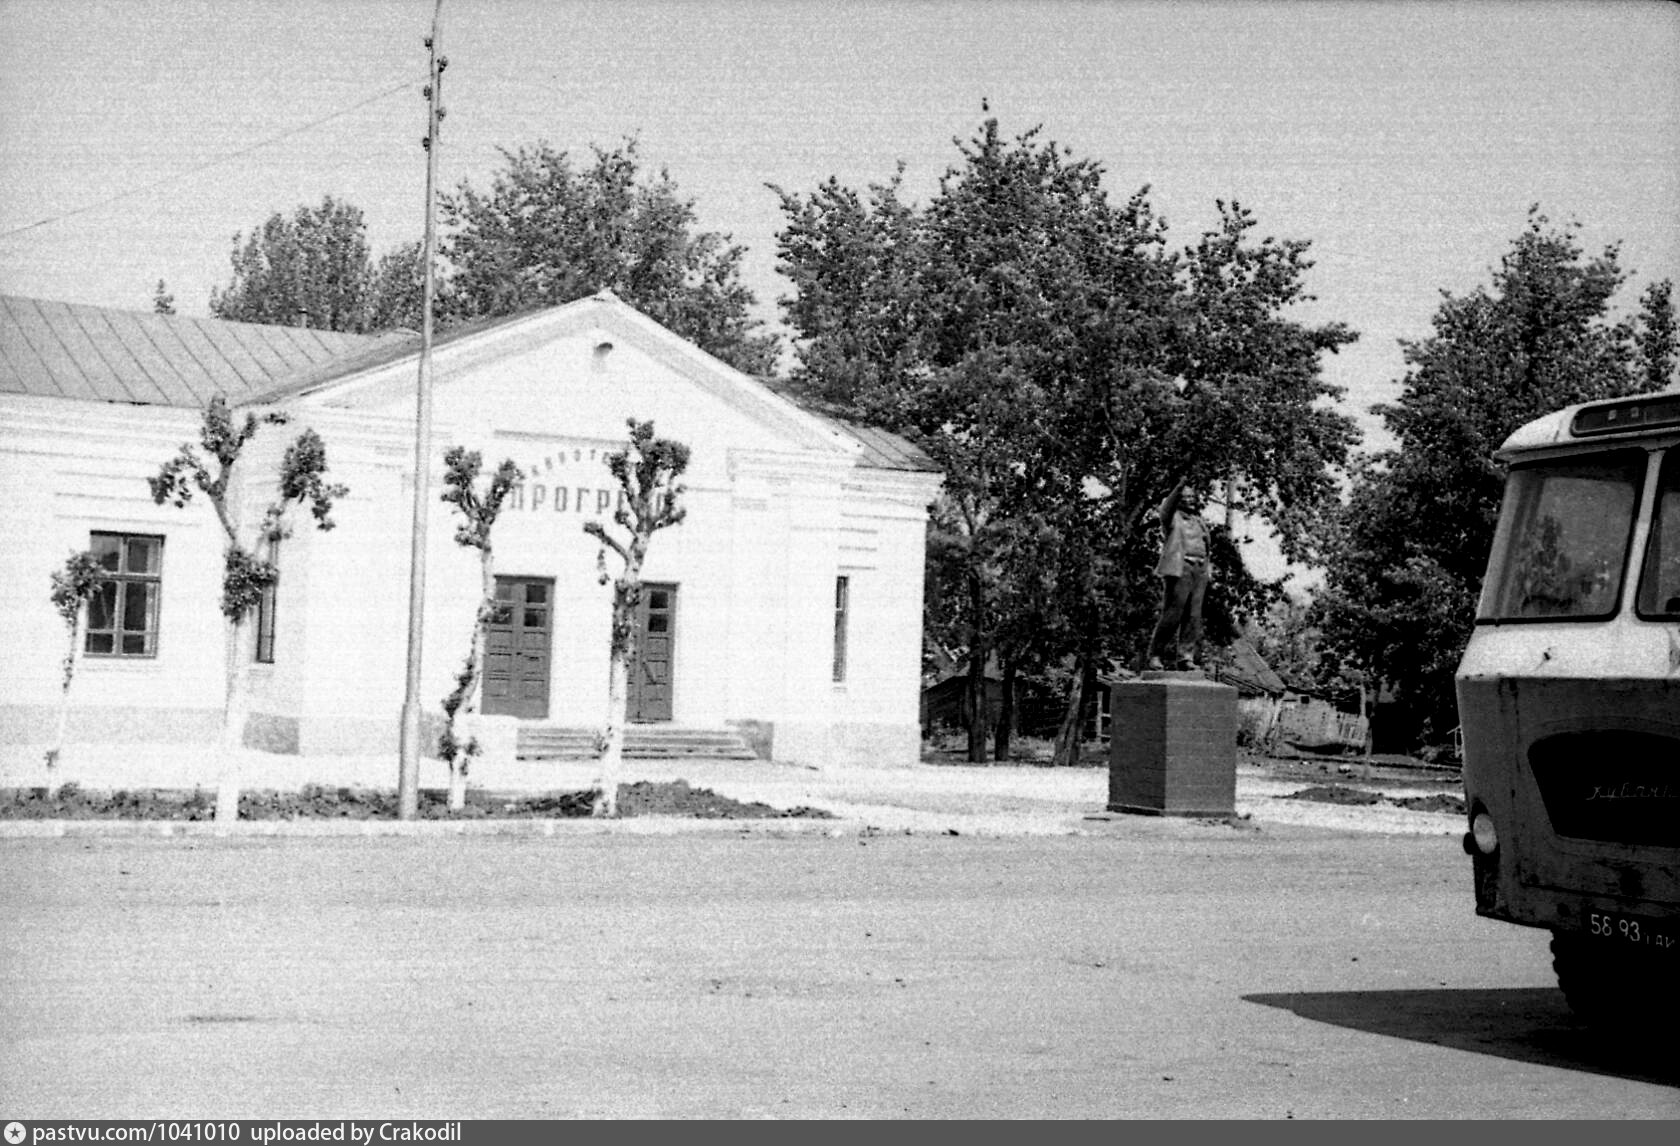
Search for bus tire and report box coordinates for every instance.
[1550,930,1677,1028]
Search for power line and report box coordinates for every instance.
[0,75,423,243]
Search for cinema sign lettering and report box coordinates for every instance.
[507,442,625,519]
[510,481,627,518]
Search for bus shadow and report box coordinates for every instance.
[1244,988,1678,1088]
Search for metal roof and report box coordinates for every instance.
[1,291,940,477]
[828,418,941,474]
[756,377,939,474]
[0,294,413,408]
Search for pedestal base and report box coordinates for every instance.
[1107,672,1237,817]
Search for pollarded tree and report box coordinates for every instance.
[45,550,103,770]
[441,138,779,373]
[583,419,690,817]
[437,446,523,812]
[211,195,377,332]
[150,397,348,821]
[1319,209,1678,742]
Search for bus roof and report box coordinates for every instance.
[1498,387,1680,458]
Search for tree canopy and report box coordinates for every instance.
[436,139,777,373]
[775,118,1358,760]
[210,196,382,332]
[203,141,777,371]
[1317,209,1678,743]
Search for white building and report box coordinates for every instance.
[0,291,940,786]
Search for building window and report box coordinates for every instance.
[832,575,850,683]
[255,540,279,663]
[86,532,162,657]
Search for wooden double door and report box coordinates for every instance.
[481,576,675,722]
[482,577,553,719]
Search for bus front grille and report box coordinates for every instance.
[1529,731,1680,848]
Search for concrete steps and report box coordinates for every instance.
[515,724,759,762]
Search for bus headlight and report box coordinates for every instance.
[1471,811,1499,855]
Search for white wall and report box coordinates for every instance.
[0,397,228,747]
[1,302,940,774]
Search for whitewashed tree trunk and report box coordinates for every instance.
[446,609,477,810]
[47,608,84,769]
[447,708,470,811]
[594,631,632,817]
[217,616,250,824]
[449,547,497,811]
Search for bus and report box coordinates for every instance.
[1456,388,1680,1026]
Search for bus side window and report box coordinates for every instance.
[1635,448,1680,618]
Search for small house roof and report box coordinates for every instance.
[1216,636,1288,696]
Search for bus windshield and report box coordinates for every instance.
[1479,450,1646,622]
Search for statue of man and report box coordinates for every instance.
[1146,478,1210,671]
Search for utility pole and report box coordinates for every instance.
[397,0,446,819]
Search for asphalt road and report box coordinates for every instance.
[2,823,1676,1119]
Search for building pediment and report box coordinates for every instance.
[289,291,855,467]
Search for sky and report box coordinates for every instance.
[2,0,1677,468]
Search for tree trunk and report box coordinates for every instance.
[964,560,990,763]
[994,656,1017,762]
[1051,654,1098,768]
[447,639,475,813]
[447,743,468,810]
[594,576,639,818]
[216,617,250,824]
[595,635,631,817]
[965,643,989,763]
[47,610,83,769]
[449,549,496,812]
[1358,677,1372,781]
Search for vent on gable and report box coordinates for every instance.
[592,341,614,372]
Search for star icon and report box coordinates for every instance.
[4,1122,27,1145]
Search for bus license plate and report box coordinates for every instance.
[1587,912,1678,953]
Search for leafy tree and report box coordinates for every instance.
[775,119,1357,763]
[195,141,776,353]
[1319,209,1678,743]
[150,397,348,821]
[780,121,1169,761]
[441,138,778,373]
[365,240,427,333]
[1636,279,1677,392]
[584,420,690,816]
[1246,592,1360,696]
[437,446,523,811]
[210,195,376,331]
[152,280,176,316]
[45,550,103,769]
[772,168,929,419]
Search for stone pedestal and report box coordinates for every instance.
[1108,673,1237,817]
